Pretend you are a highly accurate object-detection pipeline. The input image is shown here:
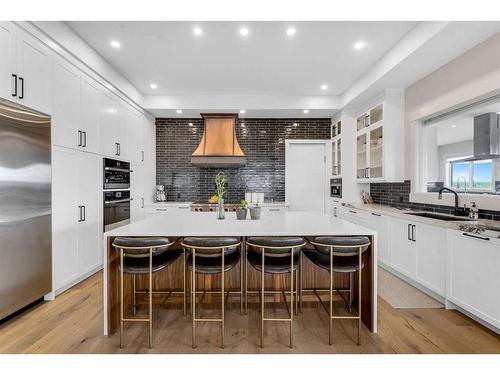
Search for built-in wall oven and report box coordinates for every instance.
[103,190,131,231]
[330,178,342,198]
[103,158,131,190]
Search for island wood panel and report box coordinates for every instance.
[106,236,374,334]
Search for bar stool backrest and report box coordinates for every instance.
[112,237,172,258]
[181,237,240,257]
[310,236,370,257]
[247,236,305,257]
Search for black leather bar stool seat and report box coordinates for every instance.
[247,236,304,255]
[183,237,240,256]
[310,236,370,255]
[187,251,240,274]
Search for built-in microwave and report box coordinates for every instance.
[103,158,131,190]
[330,178,342,198]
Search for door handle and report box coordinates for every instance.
[11,74,17,97]
[82,205,86,222]
[411,224,416,242]
[78,206,83,222]
[349,210,357,214]
[141,150,145,162]
[18,77,24,99]
[117,143,121,156]
[333,207,337,217]
[115,142,119,156]
[407,224,411,241]
[371,212,381,217]
[141,198,144,208]
[78,130,82,147]
[82,131,87,147]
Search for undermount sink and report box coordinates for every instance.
[405,212,474,221]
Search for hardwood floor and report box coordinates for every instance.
[0,271,499,354]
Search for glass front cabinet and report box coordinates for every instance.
[355,94,404,182]
[331,120,342,177]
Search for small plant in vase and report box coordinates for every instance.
[236,199,248,220]
[249,202,261,220]
[215,172,227,220]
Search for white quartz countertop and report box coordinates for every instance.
[104,210,375,237]
[145,202,289,207]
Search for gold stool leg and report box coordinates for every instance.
[149,248,153,349]
[329,246,333,345]
[245,241,248,314]
[240,242,244,315]
[183,248,186,315]
[119,249,124,349]
[349,273,353,313]
[295,264,299,316]
[221,248,225,349]
[358,247,362,346]
[299,251,303,313]
[133,274,136,316]
[192,249,197,349]
[260,248,265,348]
[290,249,294,348]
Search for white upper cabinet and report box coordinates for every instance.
[0,23,52,114]
[80,76,101,154]
[16,30,53,114]
[52,57,80,149]
[355,93,404,183]
[99,92,119,158]
[0,22,16,101]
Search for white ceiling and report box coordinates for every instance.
[66,21,417,97]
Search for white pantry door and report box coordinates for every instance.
[285,141,327,212]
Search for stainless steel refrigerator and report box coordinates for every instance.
[0,100,52,320]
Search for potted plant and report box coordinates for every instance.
[249,202,261,220]
[236,199,248,220]
[215,172,226,220]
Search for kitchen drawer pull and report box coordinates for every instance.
[269,208,280,212]
[156,208,168,212]
[11,74,17,97]
[349,210,357,214]
[18,77,24,99]
[462,232,490,241]
[371,212,381,217]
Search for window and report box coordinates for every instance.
[449,159,493,191]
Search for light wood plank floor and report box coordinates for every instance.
[0,271,499,354]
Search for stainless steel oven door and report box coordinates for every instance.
[103,191,131,231]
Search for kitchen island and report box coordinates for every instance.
[102,211,377,336]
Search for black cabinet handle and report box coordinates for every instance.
[407,224,411,241]
[117,143,121,156]
[411,224,416,242]
[78,206,83,222]
[141,198,144,208]
[78,130,82,147]
[11,74,17,97]
[141,150,144,162]
[18,77,24,99]
[82,205,86,221]
[349,210,357,214]
[371,212,381,217]
[115,142,119,156]
[82,131,87,147]
[462,232,489,241]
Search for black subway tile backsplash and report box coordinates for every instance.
[370,180,500,220]
[156,117,331,202]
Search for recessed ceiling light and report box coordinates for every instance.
[110,40,121,49]
[320,84,328,91]
[239,27,249,36]
[193,27,203,36]
[451,124,457,128]
[150,83,158,89]
[240,109,246,114]
[286,27,296,36]
[303,109,310,114]
[353,41,366,50]
[176,109,183,114]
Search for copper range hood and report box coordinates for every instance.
[191,113,246,167]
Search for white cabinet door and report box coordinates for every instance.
[130,163,145,220]
[52,58,80,149]
[80,76,101,154]
[415,223,446,296]
[0,22,17,101]
[389,218,416,277]
[115,104,129,160]
[77,152,103,275]
[448,232,500,329]
[52,147,79,291]
[16,32,52,114]
[99,92,118,157]
[365,212,390,265]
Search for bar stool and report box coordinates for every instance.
[246,236,305,348]
[113,237,182,349]
[182,237,241,349]
[302,236,370,345]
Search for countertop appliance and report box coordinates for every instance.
[0,100,52,320]
[104,190,131,231]
[330,178,342,198]
[191,202,239,212]
[103,158,131,190]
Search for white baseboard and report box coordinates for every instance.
[54,265,103,297]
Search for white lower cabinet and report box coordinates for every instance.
[363,212,390,265]
[52,147,103,293]
[389,218,417,278]
[447,231,500,329]
[415,223,446,296]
